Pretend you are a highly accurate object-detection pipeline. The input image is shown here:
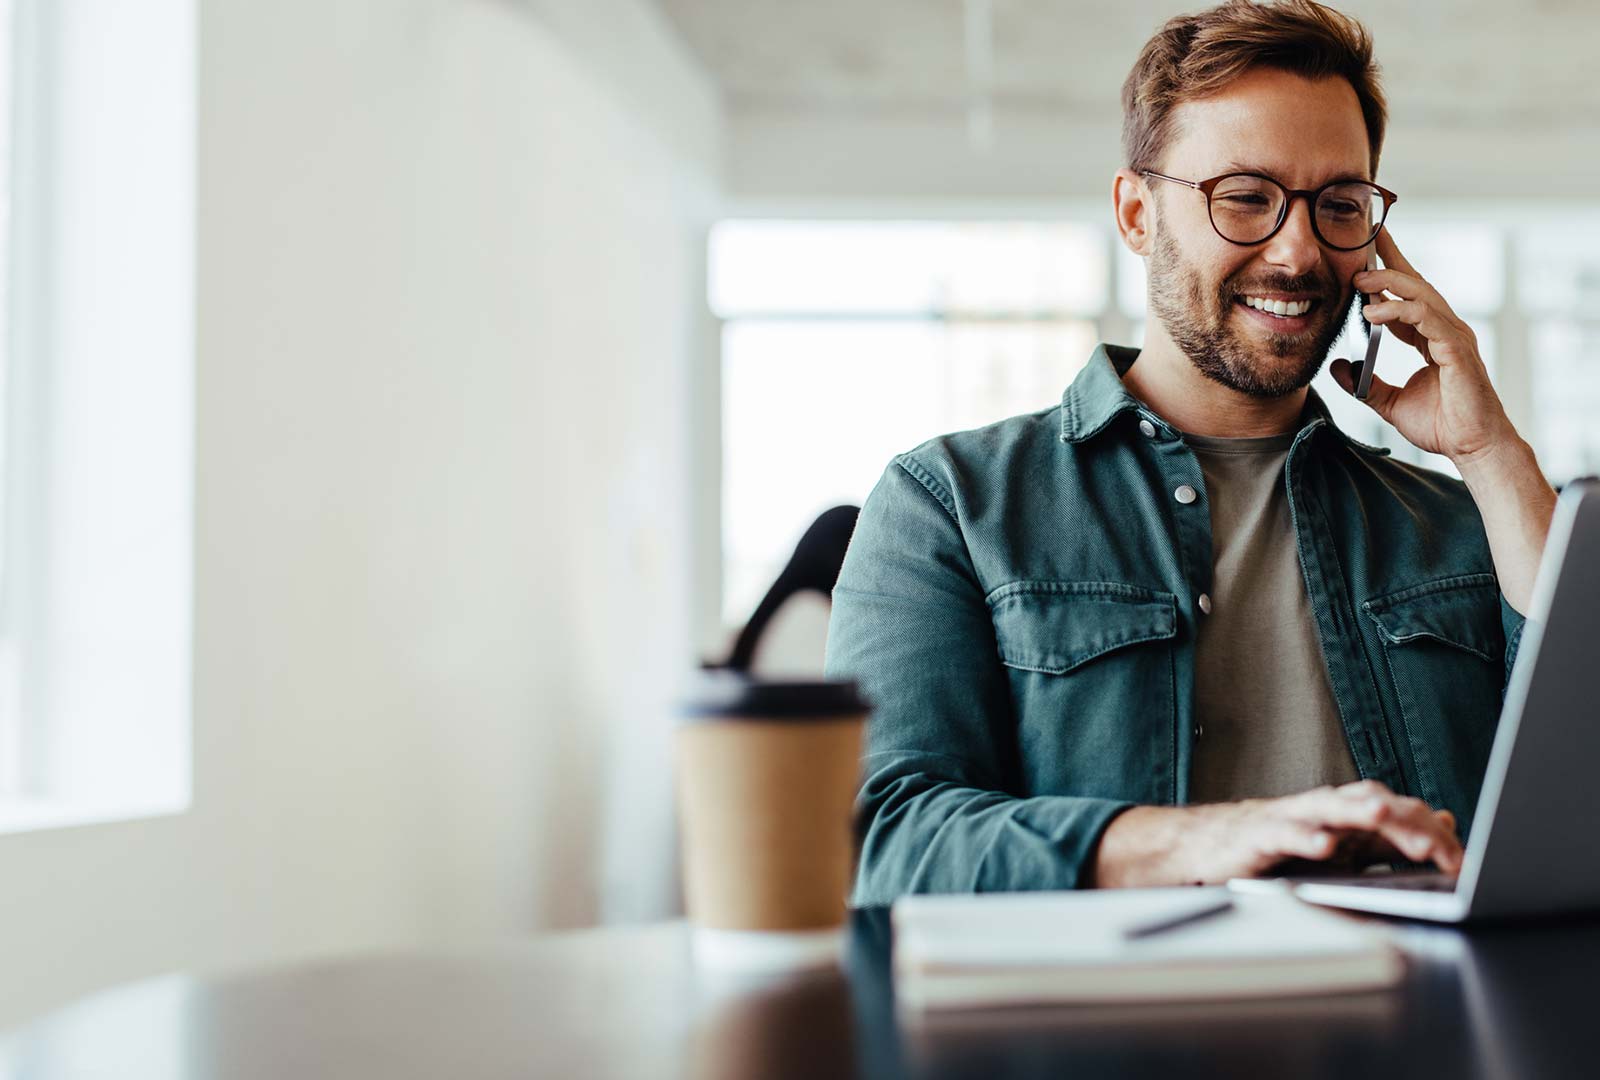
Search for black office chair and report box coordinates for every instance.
[722,505,859,672]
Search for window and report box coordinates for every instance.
[0,0,194,832]
[713,213,1600,637]
[712,221,1105,626]
[0,0,14,798]
[1520,220,1600,482]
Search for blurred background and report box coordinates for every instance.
[0,0,1596,1030]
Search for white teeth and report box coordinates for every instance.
[1243,296,1313,317]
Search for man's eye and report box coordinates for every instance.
[1322,200,1362,217]
[1219,194,1271,208]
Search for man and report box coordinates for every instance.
[825,0,1558,901]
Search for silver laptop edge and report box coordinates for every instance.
[1290,479,1597,922]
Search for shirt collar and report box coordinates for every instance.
[1058,343,1146,444]
[1058,342,1391,457]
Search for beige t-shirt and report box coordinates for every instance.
[1185,430,1360,803]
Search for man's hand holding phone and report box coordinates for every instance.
[1328,224,1559,613]
[1329,225,1516,464]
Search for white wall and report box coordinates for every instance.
[0,0,720,1029]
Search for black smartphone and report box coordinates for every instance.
[1351,247,1382,400]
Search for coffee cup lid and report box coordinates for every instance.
[680,668,871,720]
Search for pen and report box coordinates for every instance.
[1121,897,1236,940]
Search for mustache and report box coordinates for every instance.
[1222,273,1336,303]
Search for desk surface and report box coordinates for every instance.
[1,907,1594,1079]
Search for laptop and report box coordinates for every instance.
[1267,478,1600,922]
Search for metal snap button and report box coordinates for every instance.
[1174,484,1198,505]
[1198,593,1212,615]
[1139,418,1157,438]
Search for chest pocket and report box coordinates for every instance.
[988,581,1178,803]
[1363,574,1505,837]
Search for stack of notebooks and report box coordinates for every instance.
[892,886,1403,1011]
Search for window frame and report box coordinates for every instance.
[0,0,196,833]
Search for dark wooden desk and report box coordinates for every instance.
[1,908,1594,1078]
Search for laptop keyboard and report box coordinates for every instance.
[1301,871,1456,891]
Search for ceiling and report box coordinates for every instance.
[655,0,1600,130]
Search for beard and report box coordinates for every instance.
[1145,224,1356,399]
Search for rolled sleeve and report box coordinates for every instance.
[825,454,1133,905]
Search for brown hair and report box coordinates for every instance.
[1121,0,1387,176]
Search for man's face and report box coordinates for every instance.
[1143,68,1371,398]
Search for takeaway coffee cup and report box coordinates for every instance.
[676,669,870,973]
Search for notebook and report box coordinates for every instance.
[892,886,1403,1011]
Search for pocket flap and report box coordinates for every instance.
[1362,574,1502,663]
[989,581,1177,675]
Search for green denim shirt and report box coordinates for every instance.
[826,343,1527,905]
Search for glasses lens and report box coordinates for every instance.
[1208,174,1285,243]
[1316,183,1384,249]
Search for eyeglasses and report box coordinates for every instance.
[1140,170,1398,251]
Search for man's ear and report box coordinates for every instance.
[1112,168,1153,256]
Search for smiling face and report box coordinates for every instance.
[1143,67,1371,398]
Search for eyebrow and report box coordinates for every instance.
[1219,161,1372,186]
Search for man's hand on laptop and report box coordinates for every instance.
[1090,780,1463,888]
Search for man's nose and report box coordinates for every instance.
[1261,195,1323,278]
